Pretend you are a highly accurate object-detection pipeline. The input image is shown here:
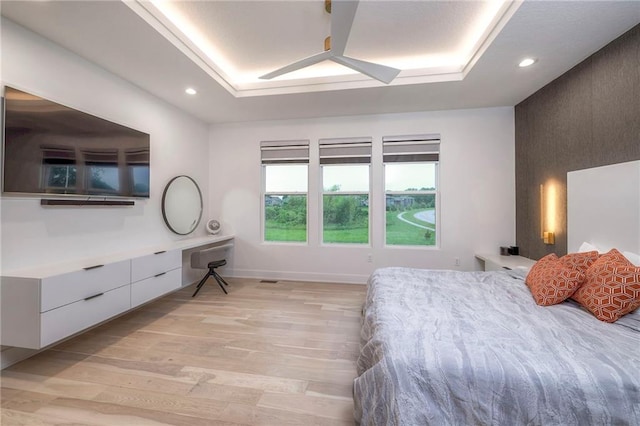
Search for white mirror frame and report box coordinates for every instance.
[162,175,203,235]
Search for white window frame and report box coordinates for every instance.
[382,135,441,249]
[320,164,372,246]
[260,140,310,245]
[319,137,372,246]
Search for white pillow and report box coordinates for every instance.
[578,242,600,253]
[623,251,640,266]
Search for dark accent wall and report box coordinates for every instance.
[515,24,640,260]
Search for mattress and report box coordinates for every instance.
[354,267,640,425]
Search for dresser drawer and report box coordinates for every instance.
[131,249,181,283]
[40,284,130,347]
[131,268,181,308]
[40,259,131,312]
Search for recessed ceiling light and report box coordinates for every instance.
[185,87,197,95]
[518,58,536,68]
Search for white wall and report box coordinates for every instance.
[209,107,515,283]
[0,19,211,272]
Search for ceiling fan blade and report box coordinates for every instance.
[259,51,332,80]
[330,0,359,55]
[332,55,401,84]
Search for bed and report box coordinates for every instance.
[354,267,640,425]
[354,161,640,425]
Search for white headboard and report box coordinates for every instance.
[567,160,640,254]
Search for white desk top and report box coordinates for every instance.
[475,253,537,270]
[2,234,234,279]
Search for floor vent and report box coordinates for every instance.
[260,280,279,283]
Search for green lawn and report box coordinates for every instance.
[386,208,436,246]
[266,208,436,245]
[323,226,369,244]
[265,222,307,242]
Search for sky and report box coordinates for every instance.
[265,163,437,193]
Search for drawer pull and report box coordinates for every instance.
[502,266,512,270]
[83,264,104,271]
[84,292,104,301]
[154,251,166,255]
[154,272,167,278]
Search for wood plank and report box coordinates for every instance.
[306,381,355,400]
[0,390,58,413]
[181,366,308,394]
[218,402,354,426]
[8,352,198,396]
[1,409,74,426]
[38,398,237,426]
[258,391,354,420]
[93,386,229,418]
[1,371,107,400]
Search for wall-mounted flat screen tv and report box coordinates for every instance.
[2,86,150,198]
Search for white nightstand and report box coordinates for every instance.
[475,253,536,272]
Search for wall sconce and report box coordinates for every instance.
[543,231,555,245]
[540,182,557,245]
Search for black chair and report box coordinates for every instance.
[190,244,233,297]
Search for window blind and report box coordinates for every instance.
[41,146,76,165]
[319,137,372,164]
[260,140,309,164]
[82,149,119,165]
[125,148,150,165]
[382,134,440,163]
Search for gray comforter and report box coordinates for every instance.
[354,267,640,425]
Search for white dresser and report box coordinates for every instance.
[2,259,134,349]
[130,250,182,308]
[1,235,233,350]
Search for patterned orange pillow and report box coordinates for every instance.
[526,254,585,306]
[559,251,599,274]
[572,249,640,322]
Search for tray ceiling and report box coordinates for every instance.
[1,1,639,123]
[126,0,519,96]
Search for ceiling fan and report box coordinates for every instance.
[259,0,401,84]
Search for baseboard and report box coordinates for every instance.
[226,268,369,284]
[1,346,39,369]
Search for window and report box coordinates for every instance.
[320,137,372,244]
[41,146,77,192]
[126,148,150,197]
[83,149,120,195]
[261,140,309,242]
[383,135,440,246]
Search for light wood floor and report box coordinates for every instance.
[1,278,366,425]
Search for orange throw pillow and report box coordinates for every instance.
[572,249,640,322]
[558,251,599,274]
[526,254,585,306]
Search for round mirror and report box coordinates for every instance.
[162,175,203,235]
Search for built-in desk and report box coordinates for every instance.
[475,253,536,272]
[1,235,233,350]
[2,235,234,280]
